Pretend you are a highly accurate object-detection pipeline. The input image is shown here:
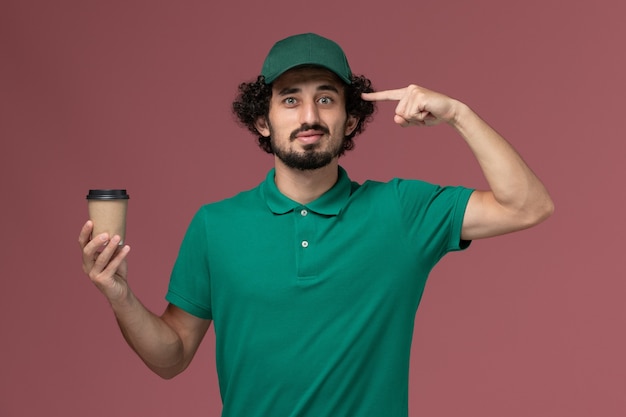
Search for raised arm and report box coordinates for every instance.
[362,85,554,240]
[78,220,211,379]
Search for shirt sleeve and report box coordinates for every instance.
[392,178,474,261]
[165,207,213,320]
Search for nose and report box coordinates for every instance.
[299,99,320,126]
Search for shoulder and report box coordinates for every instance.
[181,185,266,237]
[198,184,263,215]
[356,177,448,199]
[353,177,473,218]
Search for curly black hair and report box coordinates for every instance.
[232,73,376,155]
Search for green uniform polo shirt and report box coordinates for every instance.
[166,166,473,417]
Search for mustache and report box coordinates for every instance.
[289,124,330,141]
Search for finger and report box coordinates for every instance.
[78,232,109,261]
[83,232,109,258]
[101,244,130,278]
[82,233,109,273]
[78,220,94,248]
[418,111,432,122]
[89,245,130,295]
[423,113,440,126]
[88,235,126,282]
[361,88,406,102]
[394,99,422,127]
[92,235,122,270]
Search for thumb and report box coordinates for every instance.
[394,114,410,127]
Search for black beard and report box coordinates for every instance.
[270,123,345,171]
[273,143,336,171]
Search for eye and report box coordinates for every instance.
[318,96,333,105]
[283,97,297,106]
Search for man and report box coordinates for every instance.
[79,33,553,416]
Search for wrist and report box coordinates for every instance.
[447,100,471,128]
[108,284,135,315]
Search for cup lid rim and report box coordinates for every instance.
[86,189,130,200]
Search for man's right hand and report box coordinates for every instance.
[78,220,211,379]
[79,220,131,305]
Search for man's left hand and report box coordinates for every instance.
[362,85,460,128]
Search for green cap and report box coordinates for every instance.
[261,33,352,85]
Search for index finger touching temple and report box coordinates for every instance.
[361,88,406,102]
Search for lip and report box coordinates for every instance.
[295,130,324,144]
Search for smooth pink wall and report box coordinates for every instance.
[1,0,624,416]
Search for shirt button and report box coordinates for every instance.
[301,240,309,248]
[300,209,308,216]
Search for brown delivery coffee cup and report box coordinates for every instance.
[86,189,130,245]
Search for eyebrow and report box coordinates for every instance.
[277,84,341,96]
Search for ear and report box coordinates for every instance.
[255,117,270,137]
[344,115,359,136]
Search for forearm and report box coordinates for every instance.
[79,226,200,379]
[110,291,186,379]
[450,102,554,221]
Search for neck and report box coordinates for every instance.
[274,159,339,205]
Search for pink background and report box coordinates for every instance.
[1,0,624,416]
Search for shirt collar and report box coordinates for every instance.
[262,166,352,216]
